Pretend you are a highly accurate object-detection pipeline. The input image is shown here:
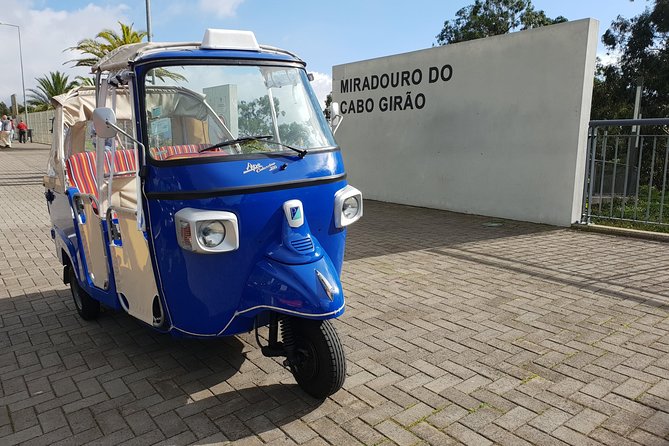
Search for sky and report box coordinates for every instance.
[0,0,650,110]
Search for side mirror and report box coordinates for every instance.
[329,102,343,135]
[92,107,118,139]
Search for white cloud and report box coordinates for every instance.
[309,71,332,110]
[198,0,245,18]
[0,1,129,107]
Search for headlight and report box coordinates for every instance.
[198,220,226,248]
[334,185,363,228]
[175,208,239,254]
[342,196,360,219]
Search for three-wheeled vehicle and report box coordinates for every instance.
[43,29,362,398]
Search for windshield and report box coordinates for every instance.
[143,64,335,161]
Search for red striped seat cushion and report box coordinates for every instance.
[66,152,99,196]
[111,149,136,173]
[66,149,137,197]
[150,144,212,160]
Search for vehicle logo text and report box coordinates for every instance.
[243,162,277,174]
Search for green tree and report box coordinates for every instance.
[68,22,147,68]
[0,102,9,116]
[68,22,183,81]
[27,71,78,111]
[238,96,283,137]
[592,0,669,119]
[436,0,567,45]
[279,122,310,147]
[238,97,310,147]
[323,92,333,119]
[590,61,635,120]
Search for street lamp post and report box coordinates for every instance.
[0,22,28,128]
[145,0,152,42]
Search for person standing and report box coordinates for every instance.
[17,119,27,143]
[0,115,12,148]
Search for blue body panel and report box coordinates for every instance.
[145,151,348,336]
[145,151,343,193]
[134,51,350,337]
[46,189,122,311]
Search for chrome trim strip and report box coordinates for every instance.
[168,300,346,337]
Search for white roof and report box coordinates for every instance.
[92,42,199,73]
[91,29,302,73]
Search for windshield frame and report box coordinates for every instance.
[135,58,338,166]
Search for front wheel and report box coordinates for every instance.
[68,265,100,320]
[283,318,346,399]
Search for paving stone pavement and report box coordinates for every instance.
[0,143,668,446]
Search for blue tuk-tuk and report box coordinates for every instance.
[43,29,362,398]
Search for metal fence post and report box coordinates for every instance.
[586,125,598,224]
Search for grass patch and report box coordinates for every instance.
[520,373,539,385]
[467,402,490,414]
[590,217,669,234]
[587,185,669,233]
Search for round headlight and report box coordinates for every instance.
[198,221,226,248]
[342,196,360,219]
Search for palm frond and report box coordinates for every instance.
[67,21,147,67]
[27,71,77,110]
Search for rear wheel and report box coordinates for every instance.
[68,265,100,320]
[283,318,346,399]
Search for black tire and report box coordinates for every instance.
[68,265,100,320]
[286,318,346,399]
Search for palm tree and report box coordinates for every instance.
[27,71,78,111]
[68,21,184,81]
[74,75,95,87]
[68,22,147,68]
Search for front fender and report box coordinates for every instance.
[241,255,345,320]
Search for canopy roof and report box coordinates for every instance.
[92,42,199,73]
[51,87,133,126]
[91,30,302,73]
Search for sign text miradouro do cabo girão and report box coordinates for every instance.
[338,64,453,114]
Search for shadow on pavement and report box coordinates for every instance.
[430,246,669,308]
[0,290,323,444]
[345,200,557,261]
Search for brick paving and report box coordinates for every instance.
[0,143,668,445]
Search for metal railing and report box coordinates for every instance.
[582,118,669,229]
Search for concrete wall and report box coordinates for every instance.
[26,109,56,145]
[333,19,599,226]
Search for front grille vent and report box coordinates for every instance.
[291,237,314,252]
